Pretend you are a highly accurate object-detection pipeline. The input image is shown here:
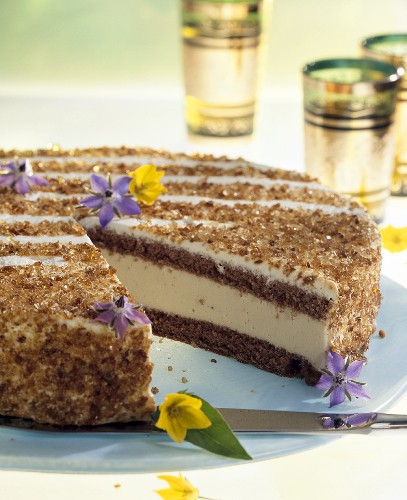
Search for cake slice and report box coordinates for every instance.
[0,203,155,426]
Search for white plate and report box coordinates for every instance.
[0,276,406,474]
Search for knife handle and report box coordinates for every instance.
[372,413,407,429]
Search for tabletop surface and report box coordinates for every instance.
[1,89,406,500]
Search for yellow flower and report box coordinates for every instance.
[155,474,199,500]
[155,393,211,443]
[380,225,407,253]
[128,164,166,205]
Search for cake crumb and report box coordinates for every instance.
[159,337,164,343]
[167,366,173,371]
[181,377,188,383]
[379,329,386,338]
[151,386,159,394]
[210,358,217,363]
[114,484,121,489]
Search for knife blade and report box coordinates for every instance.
[0,409,406,434]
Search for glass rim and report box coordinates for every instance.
[302,57,404,94]
[362,33,407,51]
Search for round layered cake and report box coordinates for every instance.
[0,146,382,424]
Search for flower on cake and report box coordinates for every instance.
[80,173,141,229]
[0,159,49,194]
[93,295,151,340]
[155,393,212,443]
[155,474,199,500]
[128,164,166,205]
[380,225,407,253]
[316,349,369,407]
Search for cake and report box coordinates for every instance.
[0,146,382,426]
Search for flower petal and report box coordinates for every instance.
[90,173,109,193]
[315,373,333,391]
[80,194,103,209]
[93,301,113,310]
[113,195,141,216]
[165,417,188,443]
[174,394,203,410]
[159,394,196,412]
[94,310,115,324]
[0,173,15,186]
[326,350,345,374]
[177,406,211,430]
[28,174,49,187]
[156,475,199,499]
[125,307,151,325]
[112,175,131,195]
[345,359,365,379]
[113,314,129,340]
[136,185,167,205]
[345,381,370,400]
[98,203,114,228]
[329,386,346,407]
[1,161,17,172]
[15,176,30,194]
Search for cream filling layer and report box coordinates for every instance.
[102,250,329,370]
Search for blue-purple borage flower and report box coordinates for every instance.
[0,159,49,194]
[93,295,151,341]
[316,349,370,407]
[80,173,141,229]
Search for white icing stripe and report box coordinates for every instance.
[80,215,339,301]
[25,192,80,201]
[0,214,75,224]
[0,255,68,267]
[163,176,331,191]
[0,234,92,244]
[3,155,263,169]
[41,171,329,192]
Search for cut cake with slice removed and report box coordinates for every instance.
[0,146,382,392]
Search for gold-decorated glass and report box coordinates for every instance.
[362,34,407,196]
[303,58,404,221]
[181,0,263,137]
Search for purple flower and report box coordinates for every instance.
[321,412,376,430]
[0,159,49,194]
[80,173,141,229]
[316,350,370,407]
[93,295,151,340]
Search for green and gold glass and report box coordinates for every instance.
[362,34,407,196]
[181,0,263,137]
[303,58,404,221]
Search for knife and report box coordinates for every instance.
[0,409,406,434]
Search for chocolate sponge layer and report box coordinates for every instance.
[148,308,321,385]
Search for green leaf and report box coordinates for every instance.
[185,396,252,461]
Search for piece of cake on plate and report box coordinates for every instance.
[0,192,154,425]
